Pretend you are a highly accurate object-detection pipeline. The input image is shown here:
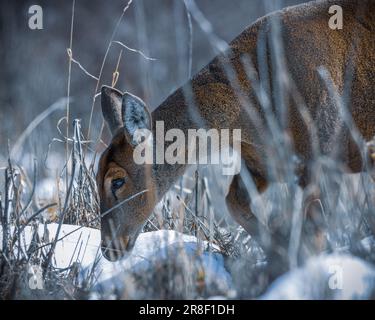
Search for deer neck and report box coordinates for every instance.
[150,85,209,200]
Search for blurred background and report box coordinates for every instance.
[0,0,305,169]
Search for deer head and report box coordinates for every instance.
[97,86,156,261]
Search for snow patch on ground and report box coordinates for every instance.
[261,254,375,300]
[0,224,233,298]
[92,230,234,298]
[2,223,375,299]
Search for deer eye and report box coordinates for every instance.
[111,178,125,193]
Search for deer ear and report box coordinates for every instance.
[101,86,124,136]
[122,92,152,146]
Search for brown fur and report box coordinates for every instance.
[97,0,375,261]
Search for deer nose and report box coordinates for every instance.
[101,235,130,261]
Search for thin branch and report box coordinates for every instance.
[10,98,68,160]
[67,48,99,81]
[66,0,76,189]
[112,41,156,61]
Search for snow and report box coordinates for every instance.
[0,224,101,270]
[261,254,375,300]
[93,230,234,298]
[0,223,233,298]
[2,223,375,299]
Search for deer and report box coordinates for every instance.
[96,0,375,274]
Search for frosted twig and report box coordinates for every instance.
[67,48,99,81]
[86,0,134,145]
[11,97,69,160]
[112,41,156,61]
[66,0,76,188]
